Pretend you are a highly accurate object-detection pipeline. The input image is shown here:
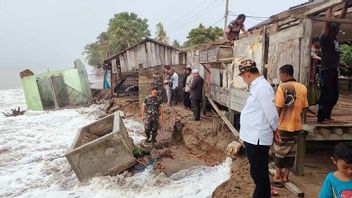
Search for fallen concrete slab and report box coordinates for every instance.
[65,112,136,181]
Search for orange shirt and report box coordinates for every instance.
[275,81,308,132]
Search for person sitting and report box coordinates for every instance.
[225,14,248,42]
[319,142,352,198]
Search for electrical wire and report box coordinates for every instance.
[167,0,223,33]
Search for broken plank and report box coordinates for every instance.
[208,96,242,145]
[296,15,352,24]
[269,168,305,198]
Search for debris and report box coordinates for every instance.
[2,107,26,117]
[65,112,136,181]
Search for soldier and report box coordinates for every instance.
[152,73,163,99]
[141,87,163,143]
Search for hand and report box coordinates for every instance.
[274,130,281,143]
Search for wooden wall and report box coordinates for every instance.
[119,41,180,73]
[266,23,307,84]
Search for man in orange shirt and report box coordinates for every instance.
[273,64,308,187]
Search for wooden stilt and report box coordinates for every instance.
[292,131,307,176]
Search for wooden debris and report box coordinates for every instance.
[2,107,26,117]
[269,168,305,198]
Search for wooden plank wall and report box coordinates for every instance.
[210,84,249,112]
[118,41,180,72]
[267,24,304,84]
[232,34,265,89]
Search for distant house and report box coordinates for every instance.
[20,59,92,111]
[103,37,187,105]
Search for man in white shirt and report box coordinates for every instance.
[171,68,179,105]
[239,59,278,198]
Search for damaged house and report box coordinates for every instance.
[103,37,186,105]
[20,59,92,111]
[187,0,352,175]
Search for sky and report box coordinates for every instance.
[0,0,308,70]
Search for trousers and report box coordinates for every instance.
[317,69,339,122]
[244,141,271,198]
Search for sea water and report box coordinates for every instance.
[0,88,231,198]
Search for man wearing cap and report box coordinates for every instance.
[238,59,278,198]
[190,69,204,121]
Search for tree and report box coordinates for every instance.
[83,12,150,67]
[155,22,169,44]
[340,44,352,77]
[171,40,181,48]
[184,24,223,47]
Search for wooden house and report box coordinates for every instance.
[103,38,186,105]
[187,0,352,175]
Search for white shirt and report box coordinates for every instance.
[185,75,193,92]
[239,76,278,146]
[171,72,179,89]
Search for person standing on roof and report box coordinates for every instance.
[190,69,204,121]
[238,59,278,198]
[225,14,248,42]
[317,2,348,124]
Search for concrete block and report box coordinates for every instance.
[65,112,135,181]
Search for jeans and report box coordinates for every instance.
[183,92,191,108]
[165,88,172,105]
[244,141,271,198]
[191,98,201,120]
[318,69,339,122]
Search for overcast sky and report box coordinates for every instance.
[0,0,307,70]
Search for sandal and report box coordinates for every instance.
[272,181,284,188]
[271,188,279,196]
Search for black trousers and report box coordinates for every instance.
[172,88,178,105]
[318,69,339,122]
[191,98,201,120]
[244,141,271,198]
[183,92,191,108]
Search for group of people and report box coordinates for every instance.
[238,3,351,197]
[141,65,204,143]
[238,58,352,198]
[141,3,352,197]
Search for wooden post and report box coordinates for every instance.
[300,19,313,85]
[229,109,235,126]
[292,131,307,176]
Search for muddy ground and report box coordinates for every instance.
[106,96,336,198]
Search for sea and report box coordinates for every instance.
[0,69,231,198]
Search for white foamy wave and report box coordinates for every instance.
[0,88,231,198]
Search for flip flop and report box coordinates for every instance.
[272,181,284,188]
[271,188,280,196]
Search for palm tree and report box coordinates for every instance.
[155,22,169,44]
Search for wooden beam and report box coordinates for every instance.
[296,15,352,24]
[304,0,345,16]
[208,96,243,145]
[269,168,305,197]
[200,63,210,73]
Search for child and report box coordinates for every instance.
[319,142,352,198]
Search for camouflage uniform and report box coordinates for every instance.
[152,73,163,99]
[144,95,162,142]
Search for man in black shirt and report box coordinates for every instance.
[318,2,348,124]
[190,69,204,121]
